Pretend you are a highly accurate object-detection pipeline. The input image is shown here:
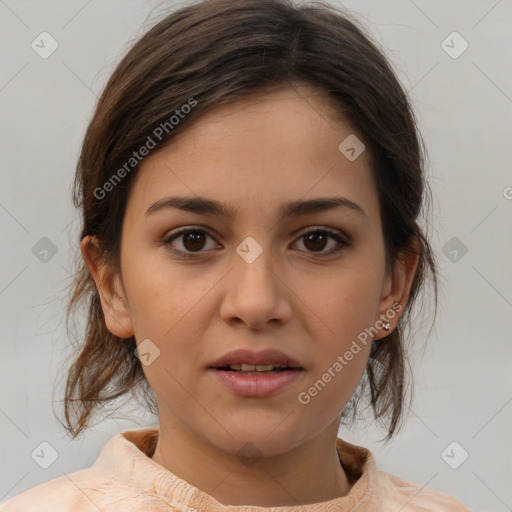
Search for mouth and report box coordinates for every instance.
[208,365,304,397]
[208,348,304,372]
[207,348,305,397]
[212,363,303,375]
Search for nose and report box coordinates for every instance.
[219,241,292,330]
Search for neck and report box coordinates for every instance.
[150,411,352,507]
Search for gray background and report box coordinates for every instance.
[1,1,511,510]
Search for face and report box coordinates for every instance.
[84,84,414,458]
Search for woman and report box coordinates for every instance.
[0,0,470,509]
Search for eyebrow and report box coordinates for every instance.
[145,195,366,219]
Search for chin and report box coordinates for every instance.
[212,421,308,459]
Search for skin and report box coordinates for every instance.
[81,83,419,507]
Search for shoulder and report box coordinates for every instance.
[0,467,113,512]
[0,427,168,512]
[335,437,471,511]
[370,469,472,511]
[0,467,178,512]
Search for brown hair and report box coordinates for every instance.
[59,0,438,442]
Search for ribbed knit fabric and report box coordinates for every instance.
[0,426,471,511]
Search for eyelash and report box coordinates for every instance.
[162,226,349,259]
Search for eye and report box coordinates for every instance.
[162,226,349,258]
[163,227,218,257]
[292,227,349,257]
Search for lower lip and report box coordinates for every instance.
[208,368,304,397]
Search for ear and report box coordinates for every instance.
[80,235,134,339]
[373,236,420,339]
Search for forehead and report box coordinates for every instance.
[126,84,380,225]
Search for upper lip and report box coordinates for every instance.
[208,348,303,368]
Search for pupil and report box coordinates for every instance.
[304,233,326,252]
[183,231,205,251]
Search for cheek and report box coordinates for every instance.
[314,268,382,337]
[294,270,378,405]
[121,248,207,337]
[297,338,370,431]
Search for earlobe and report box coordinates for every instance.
[80,235,134,339]
[375,237,420,338]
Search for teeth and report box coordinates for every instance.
[228,363,288,371]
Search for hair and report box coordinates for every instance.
[59,0,438,442]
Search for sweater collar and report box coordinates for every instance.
[92,425,375,511]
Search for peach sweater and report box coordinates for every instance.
[0,426,471,511]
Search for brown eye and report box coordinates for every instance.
[163,228,218,257]
[163,226,349,259]
[303,232,329,252]
[293,228,349,257]
[181,231,207,251]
